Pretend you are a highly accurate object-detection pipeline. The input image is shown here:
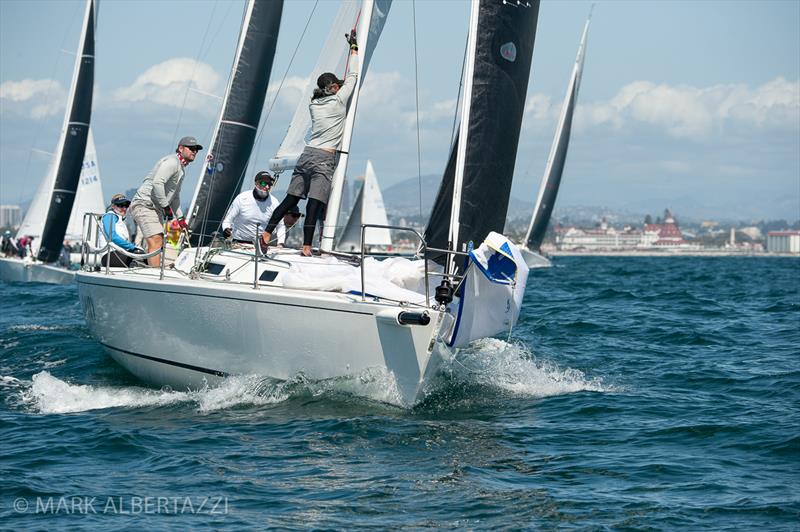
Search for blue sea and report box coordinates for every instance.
[1,256,798,529]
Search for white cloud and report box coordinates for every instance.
[0,79,66,119]
[576,78,800,140]
[527,77,800,141]
[112,58,221,114]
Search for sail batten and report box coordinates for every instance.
[187,0,284,246]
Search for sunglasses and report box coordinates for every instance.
[257,179,274,188]
[185,146,200,153]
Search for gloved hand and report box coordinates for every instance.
[162,206,174,221]
[223,228,232,239]
[259,234,270,255]
[345,29,358,51]
[176,217,188,230]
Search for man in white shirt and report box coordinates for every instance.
[222,171,286,245]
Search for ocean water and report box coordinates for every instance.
[1,256,798,529]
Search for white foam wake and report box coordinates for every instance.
[10,372,295,414]
[445,338,616,398]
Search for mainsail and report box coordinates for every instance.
[34,0,95,263]
[424,0,540,269]
[336,160,392,251]
[523,15,590,252]
[186,0,283,246]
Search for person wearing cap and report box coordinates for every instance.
[129,136,202,267]
[98,193,143,267]
[221,171,288,246]
[277,205,304,248]
[261,30,360,257]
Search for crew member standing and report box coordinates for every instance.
[129,136,202,267]
[261,30,360,256]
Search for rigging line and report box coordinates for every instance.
[172,0,220,145]
[449,28,469,148]
[412,0,423,220]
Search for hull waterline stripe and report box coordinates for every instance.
[100,341,229,377]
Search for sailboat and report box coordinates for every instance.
[0,0,99,285]
[76,0,539,407]
[336,160,392,252]
[519,14,591,269]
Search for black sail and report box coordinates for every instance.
[37,0,95,263]
[188,0,283,245]
[525,16,589,251]
[424,0,539,265]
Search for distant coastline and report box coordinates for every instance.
[549,250,799,258]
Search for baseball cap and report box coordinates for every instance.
[254,171,275,185]
[178,136,203,150]
[317,72,344,89]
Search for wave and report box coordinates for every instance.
[5,339,614,414]
[438,338,617,398]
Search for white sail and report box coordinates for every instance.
[336,160,392,251]
[17,128,103,244]
[15,154,57,242]
[65,129,104,241]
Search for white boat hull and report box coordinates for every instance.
[520,247,552,269]
[76,268,449,406]
[0,257,75,284]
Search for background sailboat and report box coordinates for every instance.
[336,160,392,252]
[520,14,591,268]
[0,0,98,284]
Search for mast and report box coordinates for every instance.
[424,0,540,271]
[35,0,95,263]
[446,0,480,274]
[186,0,283,246]
[524,14,590,251]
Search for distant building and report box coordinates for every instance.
[0,204,23,229]
[640,209,697,249]
[766,231,800,253]
[557,219,641,250]
[556,209,701,251]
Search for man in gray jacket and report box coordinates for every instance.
[129,136,202,267]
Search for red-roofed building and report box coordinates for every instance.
[639,209,697,249]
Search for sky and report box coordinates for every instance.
[1,0,798,222]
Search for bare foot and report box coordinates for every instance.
[301,245,312,257]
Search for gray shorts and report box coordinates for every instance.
[130,202,164,238]
[286,147,336,203]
